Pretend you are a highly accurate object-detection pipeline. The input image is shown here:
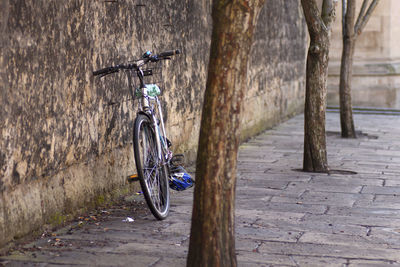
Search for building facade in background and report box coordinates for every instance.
[328,0,400,108]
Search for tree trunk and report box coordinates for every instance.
[187,1,264,266]
[339,0,380,138]
[339,0,356,138]
[301,0,336,172]
[303,36,330,172]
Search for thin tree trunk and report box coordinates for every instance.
[339,0,356,138]
[339,0,379,138]
[187,1,264,266]
[301,0,336,172]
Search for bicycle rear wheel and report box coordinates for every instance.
[133,114,170,220]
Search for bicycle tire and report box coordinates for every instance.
[133,114,170,220]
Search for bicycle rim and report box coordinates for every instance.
[134,115,169,220]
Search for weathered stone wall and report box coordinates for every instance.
[243,1,307,139]
[0,0,306,246]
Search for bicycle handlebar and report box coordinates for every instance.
[158,49,180,58]
[93,49,181,77]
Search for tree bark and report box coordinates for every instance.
[187,1,264,266]
[339,0,356,138]
[301,0,336,172]
[339,0,380,138]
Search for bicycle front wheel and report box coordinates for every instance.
[133,114,170,220]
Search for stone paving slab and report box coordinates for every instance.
[1,113,400,266]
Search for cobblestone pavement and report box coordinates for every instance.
[1,113,400,266]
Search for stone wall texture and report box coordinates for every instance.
[0,0,307,246]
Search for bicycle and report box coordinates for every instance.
[93,49,193,220]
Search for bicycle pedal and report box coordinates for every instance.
[127,174,139,183]
[171,154,185,166]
